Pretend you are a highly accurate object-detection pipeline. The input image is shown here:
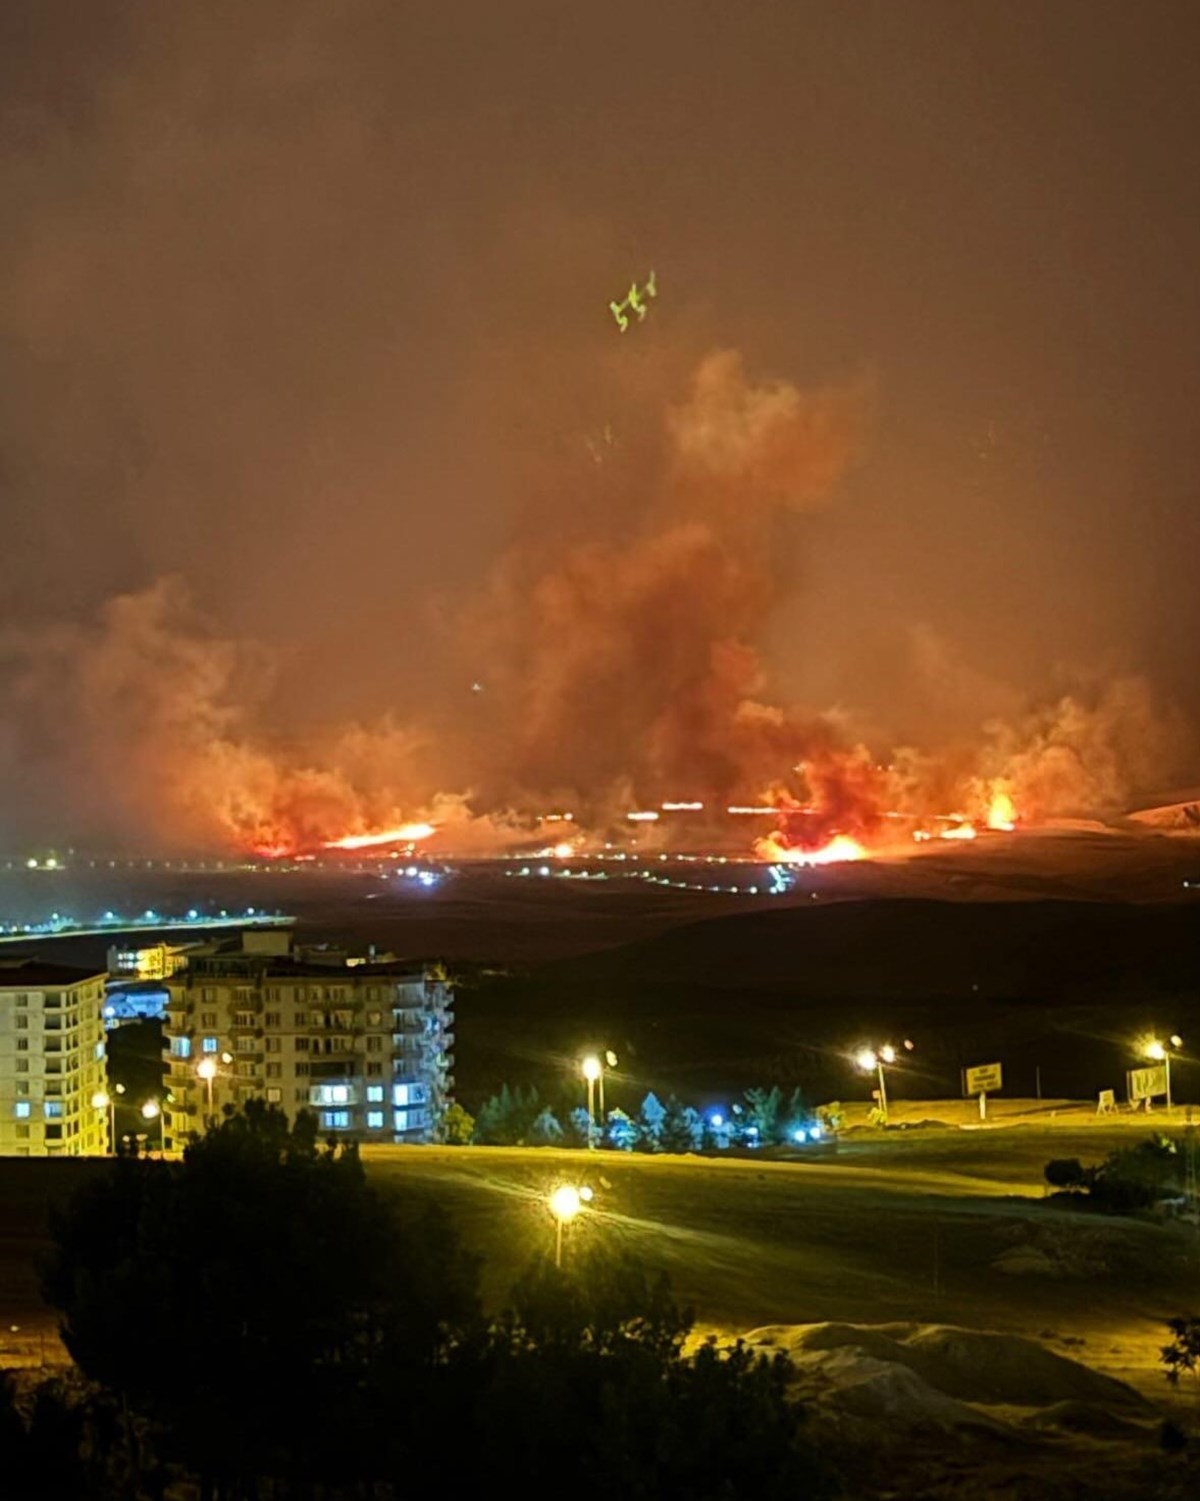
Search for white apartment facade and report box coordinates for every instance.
[163,937,454,1145]
[0,960,108,1157]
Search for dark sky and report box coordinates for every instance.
[2,1,1199,842]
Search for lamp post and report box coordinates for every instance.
[90,1090,114,1154]
[196,1057,217,1120]
[548,1183,593,1269]
[141,1099,165,1156]
[580,1050,618,1148]
[855,1043,906,1124]
[1143,1034,1183,1112]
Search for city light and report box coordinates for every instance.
[548,1183,588,1268]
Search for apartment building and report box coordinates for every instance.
[163,933,454,1145]
[0,960,108,1157]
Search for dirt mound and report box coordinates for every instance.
[750,1320,1153,1418]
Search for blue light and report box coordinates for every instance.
[808,1123,823,1140]
[709,1112,724,1128]
[793,1127,807,1143]
[187,909,198,920]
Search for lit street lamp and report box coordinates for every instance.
[548,1183,593,1268]
[90,1090,114,1154]
[1141,1034,1183,1111]
[580,1050,618,1148]
[141,1099,165,1156]
[196,1057,217,1119]
[855,1041,912,1125]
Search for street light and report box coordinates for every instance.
[90,1090,114,1154]
[196,1057,217,1119]
[580,1051,617,1147]
[141,1099,165,1156]
[855,1042,909,1124]
[548,1183,592,1269]
[1141,1034,1183,1111]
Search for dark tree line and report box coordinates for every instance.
[26,1103,828,1500]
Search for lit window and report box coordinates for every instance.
[393,1109,410,1132]
[321,1110,350,1130]
[44,1101,63,1118]
[202,1037,218,1054]
[170,1037,192,1059]
[366,1085,384,1103]
[13,1102,30,1119]
[266,1087,282,1103]
[393,1084,411,1107]
[367,1111,384,1129]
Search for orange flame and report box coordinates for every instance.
[985,787,1016,831]
[322,822,436,851]
[755,832,867,866]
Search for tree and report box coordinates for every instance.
[606,1108,638,1150]
[637,1091,667,1151]
[528,1106,565,1145]
[474,1084,542,1144]
[1044,1158,1089,1192]
[660,1096,703,1154]
[451,1244,828,1499]
[743,1086,784,1145]
[564,1104,594,1147]
[42,1102,480,1497]
[1162,1317,1200,1388]
[442,1100,476,1144]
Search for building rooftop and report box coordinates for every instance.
[0,958,108,988]
[183,956,441,981]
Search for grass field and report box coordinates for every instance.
[358,1122,1200,1404]
[4,1115,1198,1410]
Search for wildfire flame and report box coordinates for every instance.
[755,832,867,866]
[986,787,1017,831]
[322,823,436,851]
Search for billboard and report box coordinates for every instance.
[1126,1064,1168,1103]
[962,1062,1002,1096]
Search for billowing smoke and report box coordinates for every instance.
[0,353,1186,857]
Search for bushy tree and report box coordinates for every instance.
[1090,1136,1181,1212]
[473,1084,543,1144]
[42,1102,480,1497]
[528,1106,565,1145]
[637,1091,667,1151]
[442,1100,476,1144]
[606,1108,638,1150]
[1162,1316,1200,1387]
[1044,1157,1090,1192]
[564,1104,594,1147]
[451,1243,827,1499]
[743,1086,784,1144]
[660,1096,704,1153]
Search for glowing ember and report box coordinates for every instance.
[755,832,867,866]
[985,787,1017,831]
[626,810,661,822]
[552,841,575,858]
[938,823,977,841]
[323,823,436,851]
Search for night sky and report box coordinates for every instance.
[2,2,1198,847]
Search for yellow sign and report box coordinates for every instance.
[1127,1064,1167,1103]
[963,1062,1002,1096]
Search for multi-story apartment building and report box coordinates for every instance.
[163,932,454,1145]
[0,960,108,1157]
